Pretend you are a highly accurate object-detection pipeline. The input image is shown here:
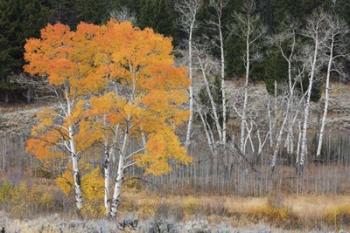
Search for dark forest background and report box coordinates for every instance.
[0,0,350,103]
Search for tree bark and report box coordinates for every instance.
[240,18,250,153]
[300,37,319,170]
[65,85,83,215]
[317,36,334,157]
[110,129,128,218]
[218,16,227,145]
[185,24,194,148]
[69,126,83,214]
[103,140,111,216]
[198,56,222,141]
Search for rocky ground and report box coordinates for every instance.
[0,212,336,233]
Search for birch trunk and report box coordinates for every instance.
[65,85,83,214]
[69,131,83,213]
[198,57,222,141]
[271,99,291,171]
[110,129,128,218]
[240,20,250,153]
[197,104,216,156]
[103,140,111,216]
[296,121,302,164]
[316,37,334,157]
[300,38,319,169]
[185,24,194,148]
[218,17,226,145]
[272,35,295,171]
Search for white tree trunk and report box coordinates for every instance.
[198,57,222,141]
[110,129,128,218]
[272,37,296,171]
[300,38,319,168]
[219,18,226,145]
[197,104,216,156]
[103,140,111,216]
[316,37,334,157]
[267,100,273,147]
[240,23,250,153]
[185,25,194,148]
[271,99,291,171]
[65,86,83,213]
[296,121,302,164]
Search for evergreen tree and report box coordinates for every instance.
[0,0,49,82]
[0,0,21,81]
[75,0,110,24]
[138,0,176,37]
[48,0,77,27]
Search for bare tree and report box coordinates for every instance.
[316,14,349,157]
[176,0,200,148]
[196,50,222,142]
[110,6,136,23]
[209,0,228,145]
[298,10,328,173]
[232,0,266,154]
[270,26,301,171]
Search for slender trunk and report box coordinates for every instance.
[271,96,291,171]
[197,104,216,156]
[69,126,83,213]
[110,129,128,218]
[219,18,226,145]
[240,22,250,153]
[185,24,194,148]
[267,100,273,147]
[198,57,222,141]
[317,37,334,157]
[65,86,83,214]
[103,140,111,216]
[296,121,301,163]
[273,43,295,171]
[300,37,319,169]
[102,115,111,216]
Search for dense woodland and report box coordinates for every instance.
[1,0,350,231]
[1,0,350,101]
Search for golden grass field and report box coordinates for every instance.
[120,191,350,230]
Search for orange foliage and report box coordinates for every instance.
[89,20,191,175]
[25,19,190,189]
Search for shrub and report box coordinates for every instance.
[246,203,298,227]
[0,180,63,218]
[324,205,350,228]
[182,196,201,216]
[155,202,184,222]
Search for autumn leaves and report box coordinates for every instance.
[23,20,190,217]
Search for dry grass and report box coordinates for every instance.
[120,192,350,230]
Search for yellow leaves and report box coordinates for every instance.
[56,164,103,200]
[56,168,73,195]
[65,100,85,126]
[81,167,105,217]
[89,92,118,115]
[56,165,104,217]
[26,130,64,160]
[123,103,142,118]
[40,23,72,43]
[135,127,191,176]
[75,119,103,152]
[31,108,56,136]
[24,22,105,95]
[26,20,191,194]
[81,167,104,201]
